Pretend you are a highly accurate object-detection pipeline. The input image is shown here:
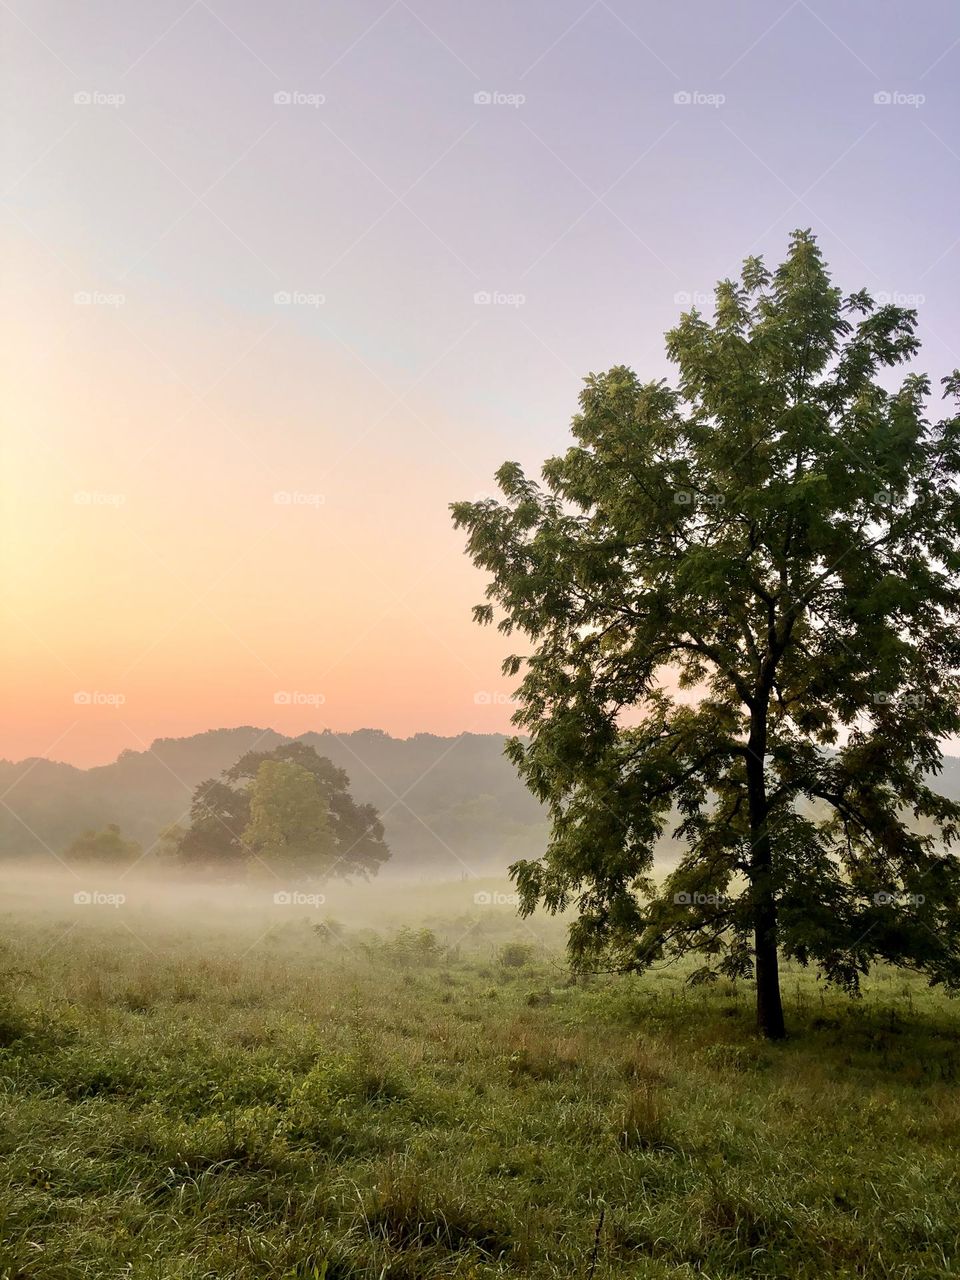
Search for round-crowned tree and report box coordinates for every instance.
[176,741,389,880]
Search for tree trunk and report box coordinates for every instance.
[753,884,785,1039]
[746,707,786,1040]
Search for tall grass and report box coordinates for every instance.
[0,891,958,1277]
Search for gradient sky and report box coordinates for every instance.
[3,0,960,766]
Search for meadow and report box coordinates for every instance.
[1,872,958,1279]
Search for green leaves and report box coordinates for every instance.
[454,231,960,1019]
[243,759,334,869]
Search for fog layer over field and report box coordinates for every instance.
[0,861,573,954]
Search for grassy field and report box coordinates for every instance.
[1,873,959,1279]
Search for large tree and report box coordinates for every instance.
[228,742,388,878]
[176,741,389,879]
[453,230,960,1038]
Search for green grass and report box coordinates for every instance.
[1,881,959,1278]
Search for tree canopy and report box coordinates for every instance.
[243,759,335,870]
[453,229,960,1038]
[175,741,388,880]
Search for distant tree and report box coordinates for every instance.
[228,742,389,877]
[65,823,141,865]
[453,230,960,1039]
[174,742,389,878]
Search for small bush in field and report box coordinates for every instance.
[384,926,442,965]
[498,941,533,970]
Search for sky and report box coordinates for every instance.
[2,0,960,767]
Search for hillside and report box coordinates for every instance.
[4,728,960,877]
[0,729,549,875]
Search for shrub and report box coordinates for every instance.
[498,942,534,970]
